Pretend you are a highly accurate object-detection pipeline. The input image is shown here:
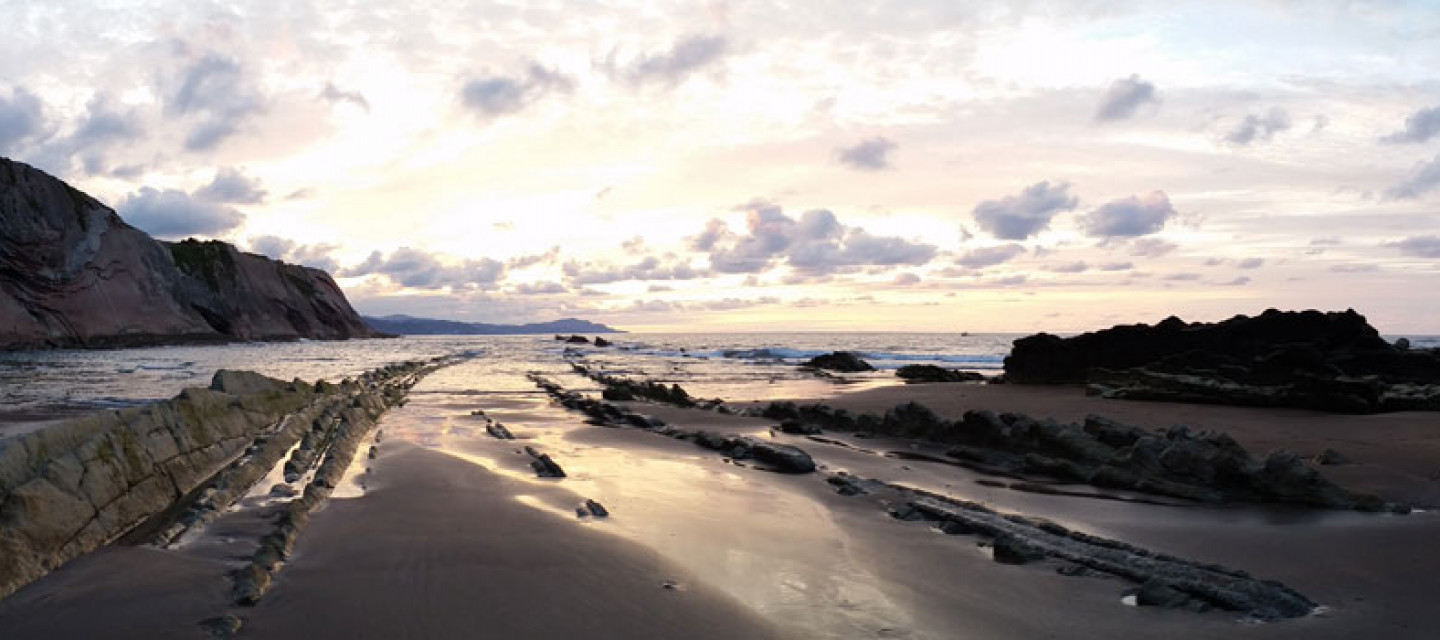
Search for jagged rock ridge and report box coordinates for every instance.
[0,158,380,349]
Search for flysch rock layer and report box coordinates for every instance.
[0,157,379,350]
[0,359,448,601]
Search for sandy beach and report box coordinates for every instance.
[2,357,1438,639]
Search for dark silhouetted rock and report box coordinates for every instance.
[594,337,612,347]
[1006,309,1440,413]
[896,364,986,383]
[802,351,874,372]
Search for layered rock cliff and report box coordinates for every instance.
[0,158,380,349]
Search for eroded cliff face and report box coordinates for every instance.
[0,158,380,349]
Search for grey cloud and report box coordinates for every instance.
[1387,235,1440,258]
[1224,108,1291,145]
[1095,74,1157,121]
[1127,237,1178,258]
[507,246,560,269]
[618,34,728,88]
[1164,272,1201,281]
[513,281,569,295]
[562,255,704,285]
[1045,261,1088,273]
[167,54,265,151]
[972,181,1077,240]
[195,167,266,204]
[621,236,645,254]
[248,234,339,273]
[118,187,244,238]
[1382,105,1440,144]
[1098,261,1133,271]
[1235,257,1264,269]
[1221,276,1252,286]
[1079,191,1175,237]
[319,82,370,112]
[1330,264,1378,273]
[837,137,897,171]
[461,63,573,118]
[27,94,144,177]
[892,272,921,285]
[689,218,729,251]
[0,86,46,150]
[955,243,1025,268]
[342,247,506,290]
[1309,237,1341,246]
[703,205,936,275]
[1385,152,1440,199]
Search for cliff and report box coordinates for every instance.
[0,158,380,349]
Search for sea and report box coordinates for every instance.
[2,332,1435,430]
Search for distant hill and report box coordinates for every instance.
[364,315,622,336]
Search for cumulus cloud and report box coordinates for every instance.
[513,281,569,295]
[971,181,1078,240]
[341,247,506,290]
[689,218,729,251]
[1387,235,1440,258]
[562,255,704,285]
[1224,108,1291,145]
[319,82,370,112]
[955,243,1025,268]
[1079,191,1175,237]
[1095,74,1157,121]
[118,187,245,238]
[248,235,339,273]
[837,137,897,171]
[461,63,573,118]
[1045,261,1088,273]
[0,86,47,151]
[1385,152,1440,199]
[1127,237,1178,258]
[507,246,560,269]
[166,54,265,151]
[194,167,266,204]
[700,204,937,275]
[613,34,728,88]
[1382,105,1440,144]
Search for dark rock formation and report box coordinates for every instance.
[757,400,1389,511]
[525,446,567,478]
[0,158,379,349]
[1005,309,1440,413]
[802,351,874,372]
[839,475,1318,620]
[593,337,612,347]
[896,364,986,383]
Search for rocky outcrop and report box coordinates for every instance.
[832,474,1318,620]
[802,351,874,372]
[0,359,446,602]
[896,364,986,383]
[0,158,380,350]
[1005,309,1440,413]
[757,401,1391,510]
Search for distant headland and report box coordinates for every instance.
[363,314,621,336]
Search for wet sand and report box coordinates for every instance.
[3,366,1439,639]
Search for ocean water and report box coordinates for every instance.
[0,333,1015,426]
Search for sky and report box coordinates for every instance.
[2,0,1439,333]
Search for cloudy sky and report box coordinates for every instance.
[3,1,1439,333]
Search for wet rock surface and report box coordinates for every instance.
[0,356,451,602]
[836,474,1319,621]
[896,364,987,383]
[761,399,1390,510]
[802,351,875,372]
[1005,309,1440,413]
